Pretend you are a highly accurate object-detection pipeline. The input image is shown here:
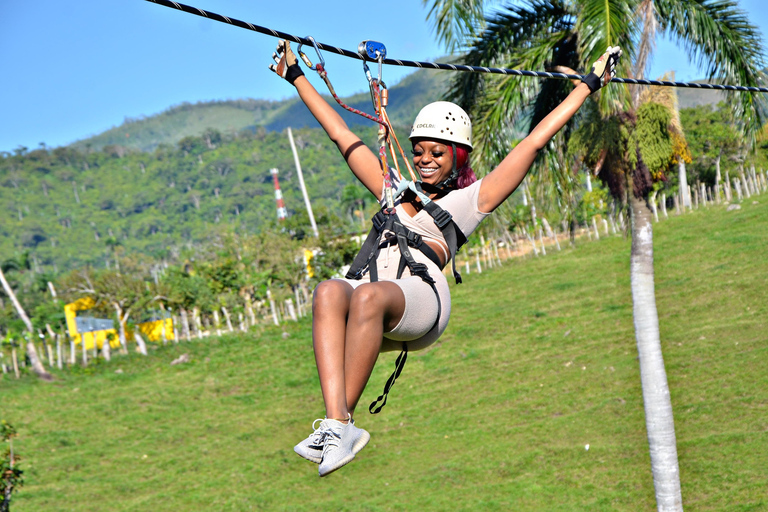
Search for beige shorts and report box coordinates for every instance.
[334,243,451,352]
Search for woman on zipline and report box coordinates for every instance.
[269,41,621,477]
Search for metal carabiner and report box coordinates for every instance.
[297,36,325,70]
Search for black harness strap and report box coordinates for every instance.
[420,200,466,284]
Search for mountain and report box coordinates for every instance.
[72,69,451,153]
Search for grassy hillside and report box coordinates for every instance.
[70,99,291,153]
[3,198,766,511]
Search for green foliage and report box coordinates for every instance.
[1,420,23,511]
[576,188,609,223]
[629,102,674,181]
[680,102,745,185]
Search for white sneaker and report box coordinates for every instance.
[294,418,327,464]
[318,417,370,477]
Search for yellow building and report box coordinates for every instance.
[65,297,174,350]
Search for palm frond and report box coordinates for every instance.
[447,0,579,171]
[655,0,767,141]
[575,0,637,112]
[448,0,574,109]
[423,0,487,52]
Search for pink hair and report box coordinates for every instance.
[448,145,477,189]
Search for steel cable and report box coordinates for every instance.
[146,0,768,93]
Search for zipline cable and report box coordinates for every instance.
[146,0,768,93]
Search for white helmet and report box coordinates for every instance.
[409,101,473,150]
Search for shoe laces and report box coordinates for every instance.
[308,418,328,446]
[322,426,343,455]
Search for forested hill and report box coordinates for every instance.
[1,124,392,273]
[71,68,452,153]
[0,69,451,273]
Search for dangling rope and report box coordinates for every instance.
[146,0,768,93]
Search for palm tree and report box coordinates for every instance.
[426,1,765,510]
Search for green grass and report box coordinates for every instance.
[3,199,767,511]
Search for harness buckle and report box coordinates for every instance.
[405,231,423,247]
[372,210,389,231]
[409,263,435,283]
[431,208,454,229]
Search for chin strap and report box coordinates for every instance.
[433,143,459,190]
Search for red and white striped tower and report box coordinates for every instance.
[270,168,288,221]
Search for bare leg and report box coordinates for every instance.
[312,280,354,421]
[343,282,406,416]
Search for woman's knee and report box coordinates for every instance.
[349,283,403,323]
[312,280,352,315]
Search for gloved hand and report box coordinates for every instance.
[582,46,622,93]
[268,40,304,85]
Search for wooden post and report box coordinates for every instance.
[180,309,191,341]
[294,287,303,318]
[246,297,257,327]
[56,334,62,370]
[286,299,298,322]
[193,308,203,339]
[268,290,279,326]
[492,240,503,266]
[213,310,222,336]
[222,307,234,332]
[12,346,20,378]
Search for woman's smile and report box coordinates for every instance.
[412,141,452,182]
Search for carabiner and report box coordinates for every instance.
[297,36,325,71]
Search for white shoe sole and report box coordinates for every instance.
[294,446,322,464]
[318,429,370,477]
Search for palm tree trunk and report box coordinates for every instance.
[630,196,683,512]
[0,266,53,380]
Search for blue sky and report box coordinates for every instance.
[1,0,767,153]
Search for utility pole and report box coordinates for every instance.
[287,127,319,237]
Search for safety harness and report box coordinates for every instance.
[346,179,468,413]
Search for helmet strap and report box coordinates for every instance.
[431,143,459,191]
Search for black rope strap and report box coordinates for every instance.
[146,0,768,93]
[369,344,408,414]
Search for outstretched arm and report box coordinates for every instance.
[476,47,622,213]
[270,41,384,198]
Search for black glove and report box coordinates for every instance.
[268,40,304,85]
[582,46,622,93]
